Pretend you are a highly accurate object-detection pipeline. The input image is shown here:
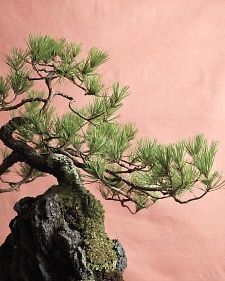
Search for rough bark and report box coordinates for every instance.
[0,117,127,280]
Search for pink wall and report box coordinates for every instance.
[1,1,225,280]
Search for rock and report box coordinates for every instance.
[0,185,127,281]
[112,240,127,272]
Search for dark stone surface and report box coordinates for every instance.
[0,188,127,281]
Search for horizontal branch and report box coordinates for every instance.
[27,76,45,81]
[65,75,87,92]
[53,148,215,207]
[0,185,19,193]
[53,92,73,101]
[0,97,46,111]
[69,101,104,123]
[0,167,41,193]
[172,190,209,204]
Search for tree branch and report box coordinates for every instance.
[0,151,21,176]
[41,78,53,111]
[0,117,85,188]
[171,190,209,204]
[0,166,43,193]
[69,100,104,123]
[53,91,73,101]
[0,97,46,111]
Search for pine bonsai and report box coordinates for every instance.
[0,35,224,280]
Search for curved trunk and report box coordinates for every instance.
[0,117,127,280]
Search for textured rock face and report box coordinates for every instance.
[0,185,127,281]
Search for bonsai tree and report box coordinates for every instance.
[0,35,224,281]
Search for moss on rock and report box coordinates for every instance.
[55,184,118,273]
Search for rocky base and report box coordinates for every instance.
[0,185,127,281]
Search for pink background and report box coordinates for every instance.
[1,1,225,280]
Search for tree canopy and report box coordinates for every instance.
[0,35,224,213]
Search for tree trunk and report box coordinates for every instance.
[0,183,127,281]
[0,119,127,280]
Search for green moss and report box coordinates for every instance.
[53,184,118,273]
[46,153,82,187]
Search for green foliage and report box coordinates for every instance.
[54,112,84,147]
[28,35,65,62]
[87,122,136,161]
[134,139,159,166]
[112,82,129,104]
[84,75,104,96]
[15,98,55,143]
[26,106,55,135]
[0,76,10,101]
[56,60,77,79]
[132,135,222,198]
[134,192,150,212]
[80,47,108,75]
[83,82,129,121]
[59,42,81,62]
[172,141,185,165]
[86,156,106,179]
[185,134,206,155]
[6,48,28,71]
[9,69,33,95]
[186,135,217,178]
[56,42,81,79]
[25,90,45,108]
[0,34,223,212]
[89,47,108,68]
[13,91,46,140]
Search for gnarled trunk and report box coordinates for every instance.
[0,118,127,280]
